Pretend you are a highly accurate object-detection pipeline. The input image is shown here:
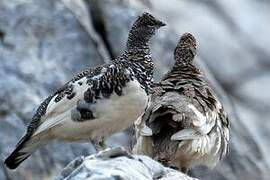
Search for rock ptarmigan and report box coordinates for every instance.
[133,33,230,173]
[4,12,165,169]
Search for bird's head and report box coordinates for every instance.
[174,33,197,63]
[127,12,166,48]
[134,12,166,30]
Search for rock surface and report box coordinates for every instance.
[0,0,270,180]
[56,147,197,180]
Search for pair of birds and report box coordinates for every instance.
[5,12,229,173]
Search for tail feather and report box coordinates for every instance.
[4,136,31,169]
[4,135,45,169]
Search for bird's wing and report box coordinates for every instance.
[170,105,212,140]
[137,90,218,141]
[170,86,225,141]
[27,63,126,137]
[136,91,182,137]
[30,72,94,137]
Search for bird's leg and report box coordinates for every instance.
[91,137,107,152]
[180,167,189,174]
[97,137,106,150]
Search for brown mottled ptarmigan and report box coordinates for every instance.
[133,33,230,173]
[4,12,165,169]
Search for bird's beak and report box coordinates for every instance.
[158,21,166,27]
[155,20,166,28]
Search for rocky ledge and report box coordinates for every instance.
[56,147,197,180]
[1,0,270,179]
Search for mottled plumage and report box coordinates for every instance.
[133,33,229,173]
[5,12,165,169]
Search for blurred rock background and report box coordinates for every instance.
[0,0,270,179]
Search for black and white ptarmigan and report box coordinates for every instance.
[133,33,230,173]
[5,12,166,169]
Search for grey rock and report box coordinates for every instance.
[233,101,270,170]
[1,0,270,179]
[56,147,197,180]
[234,73,270,110]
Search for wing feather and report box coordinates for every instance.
[30,62,129,137]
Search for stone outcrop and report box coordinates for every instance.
[1,0,270,179]
[56,147,197,180]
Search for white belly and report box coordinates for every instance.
[50,80,148,141]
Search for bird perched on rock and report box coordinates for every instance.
[133,33,230,173]
[5,12,165,169]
